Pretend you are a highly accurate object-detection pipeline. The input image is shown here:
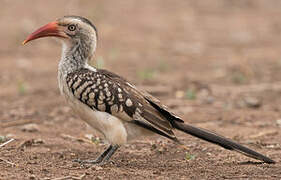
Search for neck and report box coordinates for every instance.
[58,40,95,75]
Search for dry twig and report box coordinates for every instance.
[50,173,86,180]
[0,138,15,148]
[1,119,35,128]
[0,158,15,166]
[223,175,281,179]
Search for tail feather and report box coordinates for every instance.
[172,121,275,164]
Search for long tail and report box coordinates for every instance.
[172,121,275,164]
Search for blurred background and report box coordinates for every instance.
[0,0,280,179]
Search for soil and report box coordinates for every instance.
[0,1,281,179]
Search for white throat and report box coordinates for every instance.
[57,41,96,95]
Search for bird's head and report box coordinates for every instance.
[23,16,98,60]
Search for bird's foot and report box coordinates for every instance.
[73,158,101,164]
[73,145,119,166]
[73,158,112,166]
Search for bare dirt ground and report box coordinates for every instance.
[0,0,281,179]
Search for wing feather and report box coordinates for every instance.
[66,68,179,141]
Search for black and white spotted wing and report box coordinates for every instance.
[66,68,178,141]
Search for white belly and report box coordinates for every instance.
[64,87,128,145]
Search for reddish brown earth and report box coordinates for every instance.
[0,1,281,179]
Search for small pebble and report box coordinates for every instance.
[244,96,262,108]
[175,90,184,99]
[91,165,103,171]
[21,124,39,132]
[29,175,36,180]
[276,119,281,126]
[95,176,103,180]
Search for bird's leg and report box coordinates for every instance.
[73,144,119,165]
[99,144,119,164]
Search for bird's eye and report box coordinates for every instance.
[68,24,76,31]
